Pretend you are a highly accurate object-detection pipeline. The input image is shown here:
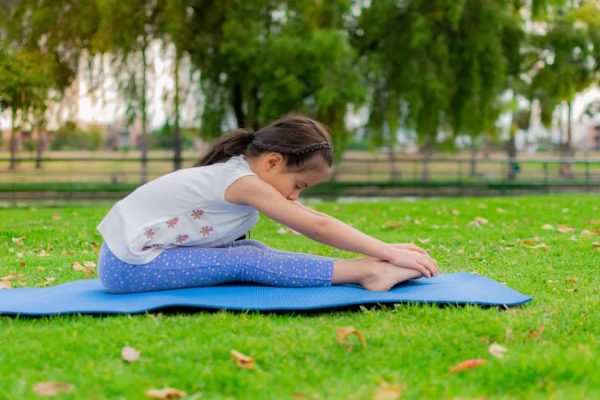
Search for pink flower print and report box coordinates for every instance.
[144,228,155,239]
[190,209,204,220]
[166,217,179,228]
[200,225,214,237]
[175,234,189,244]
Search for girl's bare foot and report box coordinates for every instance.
[332,258,422,292]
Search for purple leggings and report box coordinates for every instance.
[98,239,336,294]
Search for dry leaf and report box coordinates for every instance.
[521,239,549,250]
[336,327,366,352]
[557,225,576,234]
[449,359,487,373]
[11,236,25,247]
[592,242,600,252]
[580,229,596,238]
[72,261,96,277]
[542,224,554,230]
[565,276,577,283]
[496,208,506,213]
[52,214,62,220]
[488,343,507,360]
[277,227,300,235]
[145,387,186,399]
[38,249,49,257]
[1,273,25,281]
[373,381,404,400]
[230,349,255,368]
[505,328,513,341]
[418,238,430,244]
[471,217,488,228]
[33,381,74,396]
[382,221,403,230]
[43,277,56,285]
[122,345,141,363]
[528,324,544,339]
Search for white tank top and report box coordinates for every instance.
[97,155,259,265]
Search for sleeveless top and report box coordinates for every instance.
[96,155,259,265]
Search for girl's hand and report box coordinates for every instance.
[387,247,439,278]
[388,242,431,257]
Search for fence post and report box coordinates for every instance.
[585,161,590,192]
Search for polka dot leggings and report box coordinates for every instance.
[98,239,336,294]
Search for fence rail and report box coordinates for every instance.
[1,156,599,198]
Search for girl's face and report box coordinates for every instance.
[248,152,330,201]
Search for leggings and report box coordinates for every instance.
[98,239,336,294]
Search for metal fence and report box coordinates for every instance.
[1,156,599,184]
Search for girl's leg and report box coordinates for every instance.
[98,241,335,294]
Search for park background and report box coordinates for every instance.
[1,0,600,200]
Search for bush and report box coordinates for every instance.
[50,121,104,151]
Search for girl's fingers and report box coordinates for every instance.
[394,243,430,257]
[417,255,438,276]
[412,261,431,278]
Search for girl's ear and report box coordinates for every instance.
[265,152,285,171]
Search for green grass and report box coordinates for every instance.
[1,194,599,399]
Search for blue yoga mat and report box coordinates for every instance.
[0,272,531,316]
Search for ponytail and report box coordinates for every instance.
[193,128,254,167]
[194,114,334,170]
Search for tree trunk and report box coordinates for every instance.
[140,40,148,184]
[9,107,17,170]
[469,140,477,177]
[420,139,433,183]
[388,144,399,181]
[173,49,182,171]
[232,82,245,128]
[35,125,44,169]
[507,112,518,180]
[559,101,573,179]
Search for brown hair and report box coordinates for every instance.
[193,114,333,171]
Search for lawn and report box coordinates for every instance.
[0,194,598,399]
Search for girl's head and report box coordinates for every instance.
[194,114,334,200]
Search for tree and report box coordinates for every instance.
[183,0,364,162]
[0,45,53,169]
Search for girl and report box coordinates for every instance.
[97,114,438,294]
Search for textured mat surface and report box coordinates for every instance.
[0,272,532,316]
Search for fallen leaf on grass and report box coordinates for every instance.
[336,327,366,352]
[121,345,141,363]
[528,325,544,339]
[496,208,506,213]
[521,239,549,250]
[592,242,600,252]
[580,229,599,238]
[144,387,186,399]
[276,227,300,235]
[373,381,404,400]
[381,221,404,230]
[230,349,255,368]
[33,381,74,396]
[542,224,554,230]
[11,236,25,247]
[1,273,25,281]
[488,343,507,359]
[52,214,62,220]
[449,359,487,373]
[557,225,576,234]
[471,217,488,227]
[42,277,56,286]
[565,276,577,283]
[72,261,97,277]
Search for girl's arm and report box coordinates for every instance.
[226,176,437,276]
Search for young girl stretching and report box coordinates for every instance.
[97,114,438,294]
